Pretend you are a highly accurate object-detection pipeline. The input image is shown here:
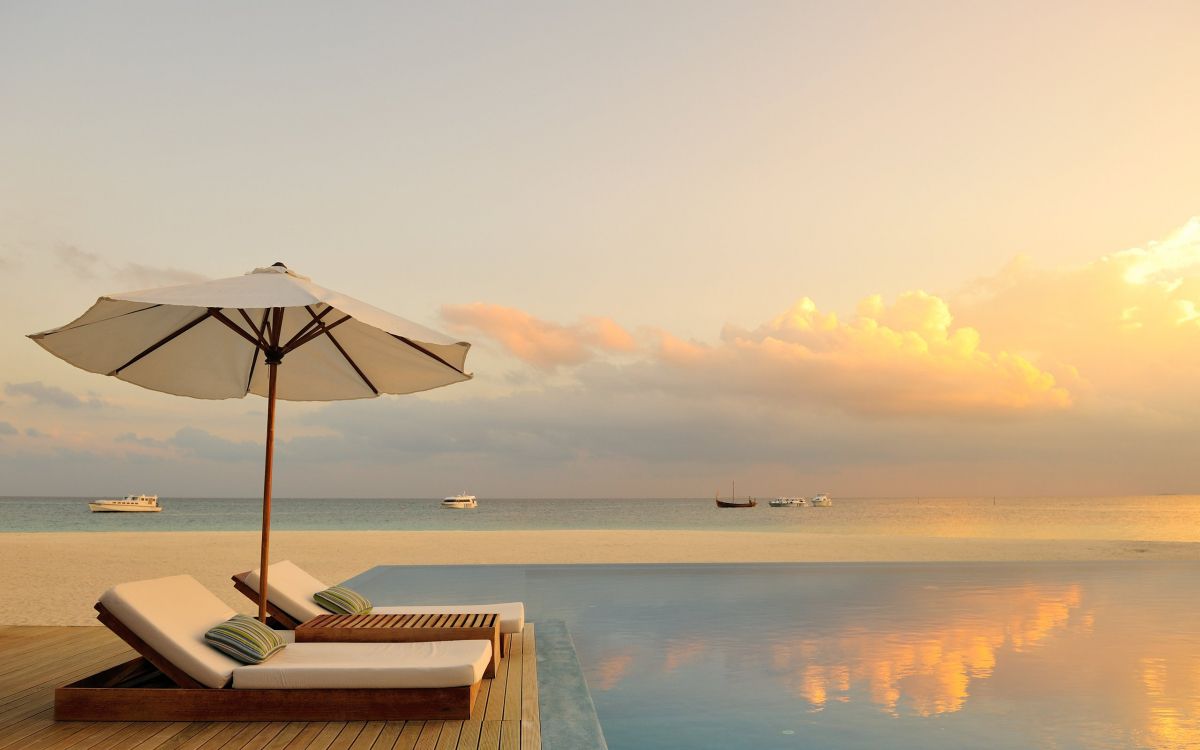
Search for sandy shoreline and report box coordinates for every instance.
[2,529,1197,626]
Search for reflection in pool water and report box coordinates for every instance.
[771,582,1082,717]
[349,562,1199,750]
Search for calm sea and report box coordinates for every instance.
[2,495,1200,541]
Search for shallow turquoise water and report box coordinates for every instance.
[347,562,1200,750]
[4,496,1200,541]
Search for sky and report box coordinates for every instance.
[1,1,1199,497]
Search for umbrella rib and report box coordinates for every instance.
[108,309,214,375]
[243,309,270,394]
[281,304,334,351]
[270,307,284,348]
[298,306,377,395]
[209,309,263,347]
[236,308,270,349]
[390,334,466,375]
[284,312,351,354]
[29,303,163,338]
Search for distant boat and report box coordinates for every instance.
[441,493,478,509]
[809,494,833,507]
[715,481,757,508]
[88,494,161,513]
[769,497,807,508]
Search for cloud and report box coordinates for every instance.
[54,246,104,279]
[0,421,16,436]
[950,216,1200,412]
[4,381,105,409]
[438,216,1200,423]
[24,427,47,438]
[167,427,259,462]
[441,303,637,369]
[114,432,169,449]
[118,263,208,288]
[52,245,206,288]
[644,291,1070,417]
[11,216,1200,497]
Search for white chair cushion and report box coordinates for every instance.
[244,560,327,622]
[231,640,491,689]
[248,561,525,633]
[99,575,242,689]
[374,603,525,635]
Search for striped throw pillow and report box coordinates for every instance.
[204,614,287,664]
[313,585,373,615]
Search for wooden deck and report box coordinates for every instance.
[0,623,540,750]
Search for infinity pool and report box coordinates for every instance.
[346,562,1200,750]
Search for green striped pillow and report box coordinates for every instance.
[313,585,373,615]
[204,614,287,664]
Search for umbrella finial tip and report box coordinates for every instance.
[272,261,287,268]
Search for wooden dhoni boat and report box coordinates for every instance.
[714,481,757,508]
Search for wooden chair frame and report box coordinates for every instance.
[231,571,303,629]
[54,602,481,721]
[230,571,510,656]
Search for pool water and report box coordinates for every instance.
[346,562,1200,750]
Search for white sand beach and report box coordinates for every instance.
[1,529,1197,626]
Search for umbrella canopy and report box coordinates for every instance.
[30,262,470,401]
[29,262,472,620]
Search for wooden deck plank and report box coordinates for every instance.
[325,721,366,750]
[90,721,175,749]
[482,639,510,722]
[502,636,522,722]
[280,724,328,750]
[0,715,56,749]
[128,721,194,749]
[366,722,405,750]
[475,721,500,750]
[498,721,519,750]
[412,721,443,750]
[254,723,307,750]
[347,721,384,750]
[0,626,541,750]
[81,722,165,750]
[0,645,132,716]
[159,721,231,750]
[0,632,121,684]
[36,720,130,750]
[235,722,291,750]
[146,722,216,750]
[432,721,461,750]
[454,721,481,750]
[391,722,424,750]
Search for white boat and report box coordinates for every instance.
[88,494,162,513]
[769,497,807,507]
[441,493,478,509]
[809,494,833,507]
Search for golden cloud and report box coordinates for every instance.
[441,303,637,370]
[654,291,1072,417]
[952,216,1200,411]
[441,217,1200,420]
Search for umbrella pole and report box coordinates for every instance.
[258,362,278,622]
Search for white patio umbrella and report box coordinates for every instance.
[29,262,472,621]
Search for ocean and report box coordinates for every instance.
[3,495,1200,541]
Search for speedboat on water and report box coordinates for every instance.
[809,494,833,507]
[769,497,807,507]
[441,493,478,509]
[88,494,162,513]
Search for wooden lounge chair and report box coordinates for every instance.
[231,560,526,656]
[56,575,491,721]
